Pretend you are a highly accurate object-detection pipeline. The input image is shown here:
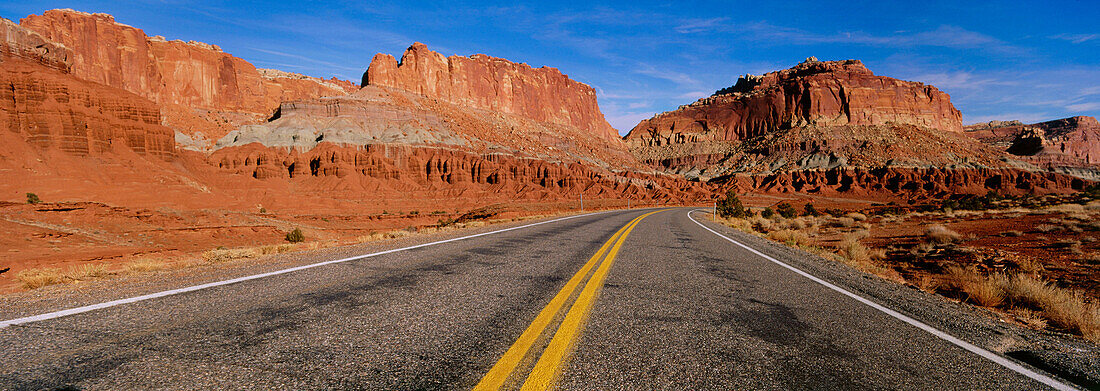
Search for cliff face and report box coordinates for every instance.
[626,59,962,149]
[365,43,619,142]
[0,18,69,72]
[965,116,1100,166]
[19,9,358,141]
[0,17,174,159]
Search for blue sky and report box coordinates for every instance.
[3,1,1098,134]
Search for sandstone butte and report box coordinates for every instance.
[19,9,360,145]
[624,58,1094,196]
[366,42,621,143]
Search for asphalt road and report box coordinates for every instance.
[0,208,1081,390]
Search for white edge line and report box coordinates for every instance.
[0,210,624,329]
[687,210,1077,391]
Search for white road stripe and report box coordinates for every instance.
[0,210,623,329]
[688,210,1077,391]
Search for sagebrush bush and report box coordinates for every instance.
[286,228,305,243]
[924,224,961,244]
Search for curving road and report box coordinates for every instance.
[0,208,1080,390]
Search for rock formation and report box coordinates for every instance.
[965,116,1099,166]
[365,43,620,142]
[623,58,1092,195]
[627,58,961,151]
[19,9,359,143]
[0,17,174,159]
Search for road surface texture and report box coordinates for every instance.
[2,208,1098,390]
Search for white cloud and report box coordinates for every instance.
[1051,33,1100,44]
[675,17,729,34]
[1067,102,1100,112]
[677,91,709,100]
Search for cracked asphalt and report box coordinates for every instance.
[0,208,1089,390]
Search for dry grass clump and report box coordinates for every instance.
[845,212,868,221]
[1002,230,1023,237]
[259,243,296,255]
[1034,224,1062,233]
[125,259,166,273]
[202,248,258,263]
[940,268,1100,340]
[1001,274,1100,340]
[70,263,110,280]
[830,217,857,228]
[14,268,64,289]
[833,232,899,281]
[1010,307,1049,329]
[767,230,812,247]
[1046,203,1086,214]
[944,266,1006,307]
[923,224,961,244]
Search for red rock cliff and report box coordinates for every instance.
[365,43,620,142]
[19,9,357,140]
[0,17,174,158]
[626,58,962,147]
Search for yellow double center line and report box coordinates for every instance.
[475,209,666,391]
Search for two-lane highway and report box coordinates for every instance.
[0,208,1078,389]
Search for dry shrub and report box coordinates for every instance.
[202,248,258,263]
[830,217,857,228]
[1010,307,1049,329]
[259,243,295,255]
[845,212,868,221]
[768,230,812,247]
[924,224,961,244]
[1047,203,1085,214]
[720,217,754,232]
[917,275,940,293]
[1035,224,1061,233]
[14,268,64,289]
[750,215,776,233]
[1002,274,1100,340]
[1013,257,1045,275]
[70,263,109,280]
[125,259,166,273]
[944,266,1006,307]
[833,235,900,282]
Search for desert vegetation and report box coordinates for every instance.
[712,188,1100,341]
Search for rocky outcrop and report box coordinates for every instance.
[965,116,1100,166]
[365,43,619,142]
[626,58,962,151]
[0,17,69,72]
[19,9,357,141]
[0,17,174,158]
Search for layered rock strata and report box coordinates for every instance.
[0,17,174,159]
